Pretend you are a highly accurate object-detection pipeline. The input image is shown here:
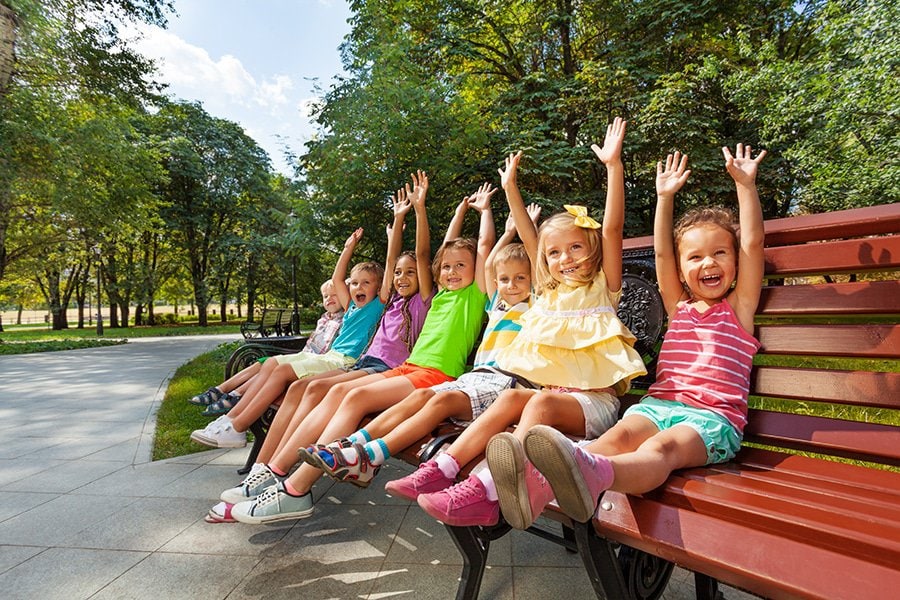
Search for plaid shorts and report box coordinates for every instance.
[431,369,516,425]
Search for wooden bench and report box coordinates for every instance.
[571,202,900,600]
[240,307,289,339]
[401,202,900,600]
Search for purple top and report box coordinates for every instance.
[363,290,432,368]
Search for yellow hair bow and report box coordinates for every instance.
[564,205,601,229]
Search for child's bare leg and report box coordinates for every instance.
[315,377,417,441]
[607,424,707,493]
[230,362,298,432]
[442,389,532,466]
[380,390,472,454]
[254,377,315,464]
[267,373,391,472]
[358,388,437,440]
[218,362,261,394]
[515,391,587,440]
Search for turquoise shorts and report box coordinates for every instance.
[624,397,742,464]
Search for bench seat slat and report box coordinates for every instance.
[649,476,900,569]
[764,234,900,276]
[743,409,900,465]
[756,323,900,357]
[594,490,900,600]
[751,366,900,408]
[758,280,900,314]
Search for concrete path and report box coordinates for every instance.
[0,336,755,599]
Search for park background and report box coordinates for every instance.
[0,0,896,334]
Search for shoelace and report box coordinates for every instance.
[445,480,481,503]
[408,463,441,486]
[243,466,273,489]
[252,485,281,510]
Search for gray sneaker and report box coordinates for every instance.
[220,463,279,504]
[231,482,314,524]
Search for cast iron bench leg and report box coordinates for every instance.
[573,519,629,600]
[237,406,277,475]
[694,573,723,600]
[445,523,512,600]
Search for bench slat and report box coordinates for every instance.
[764,234,900,276]
[751,366,900,409]
[744,409,900,465]
[758,280,900,314]
[756,323,900,357]
[594,490,900,600]
[762,202,900,246]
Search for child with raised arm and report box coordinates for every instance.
[230,183,497,524]
[188,280,344,414]
[405,117,647,529]
[190,226,386,448]
[306,204,541,489]
[213,176,435,506]
[511,144,766,524]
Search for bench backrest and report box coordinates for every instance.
[620,203,900,468]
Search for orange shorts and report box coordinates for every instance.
[383,362,454,388]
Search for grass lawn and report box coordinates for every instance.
[152,340,247,461]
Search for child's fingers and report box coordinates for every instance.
[722,146,734,162]
[678,153,689,172]
[754,149,768,163]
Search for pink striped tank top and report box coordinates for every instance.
[646,299,760,433]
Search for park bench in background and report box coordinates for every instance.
[240,307,289,338]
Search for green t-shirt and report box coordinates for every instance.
[406,282,487,378]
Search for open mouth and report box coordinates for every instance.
[700,274,722,286]
[355,293,368,302]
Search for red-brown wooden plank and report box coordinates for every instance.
[751,366,900,408]
[594,490,900,600]
[744,409,900,465]
[756,323,900,357]
[764,234,900,276]
[758,280,900,314]
[763,203,900,246]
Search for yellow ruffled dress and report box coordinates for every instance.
[496,270,647,390]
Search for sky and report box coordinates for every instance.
[129,0,353,175]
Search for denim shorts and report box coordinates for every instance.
[350,354,391,374]
[624,397,742,464]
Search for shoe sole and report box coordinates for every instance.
[231,502,314,524]
[524,427,596,523]
[190,431,247,449]
[486,433,534,530]
[221,485,265,504]
[306,451,376,488]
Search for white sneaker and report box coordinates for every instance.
[190,419,246,448]
[221,463,279,503]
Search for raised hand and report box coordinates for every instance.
[526,202,542,227]
[467,182,498,213]
[344,227,363,249]
[656,151,691,199]
[723,143,767,187]
[406,170,429,210]
[498,151,523,191]
[591,116,627,166]
[392,187,412,219]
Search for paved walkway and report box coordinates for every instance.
[0,337,755,599]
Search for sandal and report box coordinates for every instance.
[205,502,236,523]
[189,387,224,406]
[201,393,240,416]
[297,438,353,468]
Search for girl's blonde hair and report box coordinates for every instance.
[432,238,476,285]
[673,206,739,256]
[535,212,602,291]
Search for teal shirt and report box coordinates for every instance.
[330,298,385,360]
[406,283,487,377]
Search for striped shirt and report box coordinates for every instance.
[646,299,760,432]
[473,292,531,368]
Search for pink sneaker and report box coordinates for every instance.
[487,432,555,530]
[417,475,499,527]
[523,424,614,523]
[384,459,453,501]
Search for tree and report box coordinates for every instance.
[152,101,273,327]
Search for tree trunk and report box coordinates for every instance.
[0,3,16,96]
[134,303,144,326]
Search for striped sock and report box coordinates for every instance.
[363,439,390,466]
[348,429,371,444]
